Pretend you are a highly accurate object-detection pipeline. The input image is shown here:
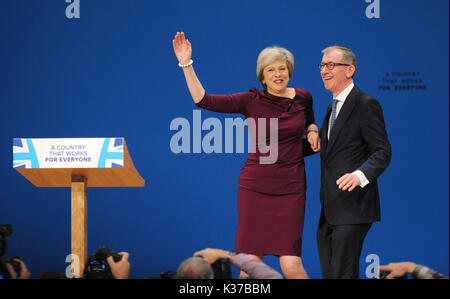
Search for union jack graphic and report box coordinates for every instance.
[13,138,39,168]
[98,138,124,168]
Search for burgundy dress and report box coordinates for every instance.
[196,88,315,257]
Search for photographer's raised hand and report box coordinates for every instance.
[6,258,31,279]
[194,248,229,264]
[106,252,130,279]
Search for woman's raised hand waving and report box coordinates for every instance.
[173,32,192,65]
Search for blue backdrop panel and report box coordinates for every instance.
[0,0,448,278]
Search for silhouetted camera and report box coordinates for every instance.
[0,224,21,279]
[211,259,232,279]
[0,225,12,258]
[379,270,408,279]
[160,270,177,279]
[83,247,122,279]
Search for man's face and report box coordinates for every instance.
[320,50,354,95]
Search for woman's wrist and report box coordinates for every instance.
[178,59,193,68]
[306,129,318,135]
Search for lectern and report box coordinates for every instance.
[13,137,145,277]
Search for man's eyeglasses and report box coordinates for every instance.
[318,62,351,70]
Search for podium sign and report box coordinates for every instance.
[13,137,124,169]
[13,138,144,187]
[13,137,145,277]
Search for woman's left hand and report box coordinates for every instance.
[308,131,321,152]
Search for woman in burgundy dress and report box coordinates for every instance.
[173,32,320,278]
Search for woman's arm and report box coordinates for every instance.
[306,123,320,152]
[172,32,205,103]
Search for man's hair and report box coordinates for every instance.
[322,46,357,77]
[176,257,214,279]
[322,46,357,68]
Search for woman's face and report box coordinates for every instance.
[262,59,290,95]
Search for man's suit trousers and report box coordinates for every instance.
[317,208,372,279]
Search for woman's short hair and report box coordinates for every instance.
[256,46,294,88]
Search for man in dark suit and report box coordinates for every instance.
[315,46,392,279]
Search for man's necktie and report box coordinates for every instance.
[329,99,338,130]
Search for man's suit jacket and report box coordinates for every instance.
[319,85,392,225]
